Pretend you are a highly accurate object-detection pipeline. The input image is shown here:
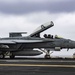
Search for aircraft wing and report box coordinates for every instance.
[0,40,41,44]
[0,39,54,49]
[12,39,54,43]
[0,40,16,44]
[0,38,54,44]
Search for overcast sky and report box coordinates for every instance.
[0,0,75,54]
[0,0,75,40]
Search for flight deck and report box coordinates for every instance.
[0,58,75,75]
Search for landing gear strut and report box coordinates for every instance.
[0,52,15,59]
[40,48,53,59]
[44,50,50,59]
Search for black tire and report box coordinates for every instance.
[0,54,4,59]
[45,55,50,59]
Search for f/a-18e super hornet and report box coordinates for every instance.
[0,21,75,58]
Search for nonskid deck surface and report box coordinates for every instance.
[0,58,75,75]
[0,58,75,65]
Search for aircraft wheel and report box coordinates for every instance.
[45,55,50,59]
[0,54,4,59]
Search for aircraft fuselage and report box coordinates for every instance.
[0,37,75,52]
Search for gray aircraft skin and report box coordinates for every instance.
[0,21,75,58]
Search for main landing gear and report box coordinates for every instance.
[0,52,15,59]
[40,48,53,59]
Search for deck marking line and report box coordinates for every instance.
[0,64,75,67]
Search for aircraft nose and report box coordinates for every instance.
[70,40,75,48]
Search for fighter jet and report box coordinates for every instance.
[0,21,75,59]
